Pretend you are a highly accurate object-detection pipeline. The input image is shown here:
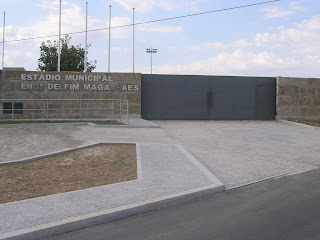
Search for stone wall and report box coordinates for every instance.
[0,71,141,120]
[276,77,320,120]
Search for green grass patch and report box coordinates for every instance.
[291,120,320,127]
[0,120,124,125]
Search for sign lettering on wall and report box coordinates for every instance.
[20,73,140,92]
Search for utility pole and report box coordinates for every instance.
[146,48,157,74]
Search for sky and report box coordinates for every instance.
[0,0,320,77]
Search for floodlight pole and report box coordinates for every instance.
[146,48,157,74]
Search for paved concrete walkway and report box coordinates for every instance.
[0,121,170,164]
[0,119,319,239]
[0,143,223,239]
[153,120,320,189]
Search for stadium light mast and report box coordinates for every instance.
[146,48,157,74]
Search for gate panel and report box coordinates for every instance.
[256,77,276,120]
[211,76,257,120]
[141,74,275,120]
[142,74,210,120]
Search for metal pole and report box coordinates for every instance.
[58,0,61,72]
[146,48,157,74]
[46,100,49,120]
[2,11,5,70]
[126,100,129,125]
[120,100,122,122]
[132,7,135,73]
[11,100,14,120]
[108,5,111,73]
[80,99,82,119]
[112,100,114,120]
[84,2,88,72]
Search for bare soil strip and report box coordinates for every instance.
[0,144,137,204]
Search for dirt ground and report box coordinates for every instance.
[0,144,137,204]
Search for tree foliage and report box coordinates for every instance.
[38,35,97,72]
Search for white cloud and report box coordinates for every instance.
[158,0,202,12]
[188,15,320,54]
[109,17,132,39]
[3,1,95,45]
[114,0,155,13]
[36,0,59,11]
[137,24,183,33]
[158,2,176,11]
[289,1,305,12]
[261,1,305,19]
[4,49,38,70]
[153,50,294,75]
[262,6,295,19]
[254,15,320,54]
[205,40,252,50]
[111,46,129,53]
[151,49,314,77]
[2,1,133,47]
[151,15,320,77]
[114,0,203,13]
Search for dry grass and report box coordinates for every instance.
[292,120,320,127]
[0,144,137,204]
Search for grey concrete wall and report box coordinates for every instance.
[0,71,141,120]
[276,77,320,120]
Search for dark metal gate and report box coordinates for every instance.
[141,74,276,120]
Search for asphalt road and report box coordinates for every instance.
[45,168,320,240]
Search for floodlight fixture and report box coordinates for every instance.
[146,48,157,74]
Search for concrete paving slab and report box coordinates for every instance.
[0,143,224,240]
[153,120,320,189]
[0,124,173,163]
[1,119,319,239]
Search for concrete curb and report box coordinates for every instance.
[228,165,320,191]
[0,142,136,166]
[91,124,160,128]
[0,143,225,240]
[0,184,224,240]
[175,144,223,186]
[0,122,90,128]
[0,120,160,129]
[0,144,224,240]
[277,119,319,129]
[90,119,160,128]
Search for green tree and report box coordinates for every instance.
[38,35,97,72]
